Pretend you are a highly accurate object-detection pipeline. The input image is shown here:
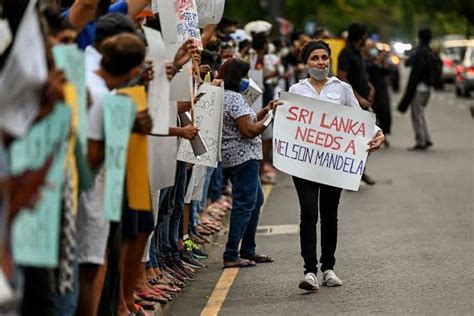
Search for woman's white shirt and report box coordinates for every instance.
[289,77,381,137]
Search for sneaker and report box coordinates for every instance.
[298,272,319,291]
[322,270,342,287]
[180,251,206,269]
[192,248,208,259]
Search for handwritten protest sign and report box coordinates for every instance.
[143,27,170,134]
[177,83,223,167]
[10,105,71,267]
[242,78,263,109]
[196,0,225,27]
[52,44,88,154]
[273,92,375,191]
[248,68,264,112]
[103,94,136,221]
[158,0,203,48]
[0,0,46,137]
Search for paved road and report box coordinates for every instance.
[167,84,474,315]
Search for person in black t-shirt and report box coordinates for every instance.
[337,23,377,185]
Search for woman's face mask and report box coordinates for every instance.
[307,65,330,81]
[239,78,250,92]
[369,47,379,58]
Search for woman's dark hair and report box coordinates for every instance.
[217,58,250,92]
[300,40,331,63]
[100,33,146,76]
[200,49,215,67]
[347,23,367,43]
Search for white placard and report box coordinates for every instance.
[143,27,170,134]
[148,101,178,192]
[0,19,12,55]
[196,0,225,27]
[242,78,263,108]
[0,0,47,137]
[248,68,264,112]
[273,92,375,191]
[157,0,202,48]
[177,83,223,167]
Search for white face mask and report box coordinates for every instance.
[307,65,330,81]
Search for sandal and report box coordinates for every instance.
[242,254,274,263]
[260,173,276,185]
[223,258,256,269]
[134,296,156,311]
[135,290,168,304]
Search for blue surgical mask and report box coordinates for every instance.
[126,74,142,87]
[239,78,250,92]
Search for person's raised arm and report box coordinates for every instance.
[201,24,217,48]
[68,0,100,32]
[126,0,150,19]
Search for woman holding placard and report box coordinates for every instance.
[217,59,282,268]
[288,40,385,291]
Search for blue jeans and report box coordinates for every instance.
[223,160,264,260]
[159,161,187,261]
[210,163,224,202]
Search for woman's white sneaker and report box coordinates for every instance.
[322,270,342,287]
[298,272,319,291]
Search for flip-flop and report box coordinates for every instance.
[223,258,257,269]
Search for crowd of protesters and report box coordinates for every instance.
[0,0,438,314]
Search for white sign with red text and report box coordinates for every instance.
[273,92,375,191]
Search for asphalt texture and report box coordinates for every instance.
[167,80,474,315]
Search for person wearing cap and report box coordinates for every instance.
[288,40,385,292]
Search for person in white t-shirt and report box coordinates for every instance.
[76,32,148,316]
[288,40,385,292]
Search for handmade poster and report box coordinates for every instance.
[103,94,136,221]
[11,105,71,267]
[52,44,88,154]
[0,268,14,305]
[143,27,170,134]
[117,86,152,211]
[242,78,263,108]
[273,92,376,191]
[177,83,223,167]
[248,68,264,112]
[0,0,47,137]
[148,101,179,193]
[184,164,207,203]
[157,0,203,48]
[196,0,225,27]
[178,111,208,157]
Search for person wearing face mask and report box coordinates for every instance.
[289,40,385,292]
[217,59,283,268]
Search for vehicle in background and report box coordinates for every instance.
[440,39,472,85]
[454,40,474,97]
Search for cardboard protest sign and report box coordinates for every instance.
[177,83,223,167]
[196,0,225,27]
[52,45,87,153]
[0,0,46,137]
[273,92,376,191]
[10,105,71,267]
[103,95,136,221]
[242,78,263,108]
[118,86,152,211]
[148,101,178,192]
[248,69,264,112]
[143,27,171,134]
[178,111,209,157]
[158,0,203,48]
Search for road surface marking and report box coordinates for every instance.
[200,184,274,316]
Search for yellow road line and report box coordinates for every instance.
[200,184,274,316]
